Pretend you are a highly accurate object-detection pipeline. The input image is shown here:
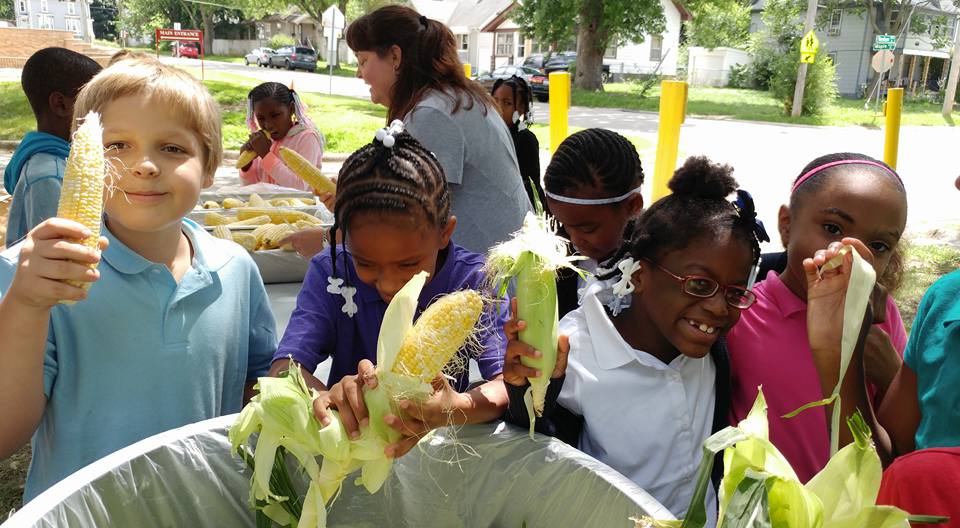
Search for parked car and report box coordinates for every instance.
[541,51,613,82]
[475,65,551,103]
[244,47,275,67]
[172,42,200,59]
[268,46,317,72]
[522,54,546,71]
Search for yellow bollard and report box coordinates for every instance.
[463,63,472,78]
[652,80,688,200]
[549,71,571,153]
[883,87,903,170]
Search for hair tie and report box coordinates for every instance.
[792,159,902,194]
[374,119,404,148]
[419,15,428,28]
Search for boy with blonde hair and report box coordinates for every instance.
[0,57,277,502]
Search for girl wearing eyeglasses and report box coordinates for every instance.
[502,156,767,525]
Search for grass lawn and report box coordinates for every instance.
[897,239,960,331]
[0,79,387,155]
[574,83,959,127]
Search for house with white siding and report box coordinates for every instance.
[750,0,959,96]
[13,0,95,42]
[412,0,689,76]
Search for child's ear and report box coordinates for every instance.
[48,92,72,118]
[630,263,647,294]
[439,215,457,246]
[202,168,215,189]
[777,204,791,249]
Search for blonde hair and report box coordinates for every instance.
[73,57,223,179]
[107,49,151,65]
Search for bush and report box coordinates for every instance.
[269,34,295,49]
[727,64,750,88]
[768,47,838,115]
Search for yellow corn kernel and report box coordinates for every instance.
[235,150,257,169]
[293,219,317,231]
[264,224,295,249]
[231,232,258,251]
[202,200,220,209]
[204,211,234,226]
[278,147,335,194]
[222,197,246,209]
[226,215,271,227]
[56,111,105,300]
[392,290,483,382]
[237,207,319,225]
[248,193,268,207]
[212,225,232,240]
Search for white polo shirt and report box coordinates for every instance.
[558,292,718,526]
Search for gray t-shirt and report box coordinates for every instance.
[404,89,532,254]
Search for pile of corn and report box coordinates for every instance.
[203,193,323,252]
[201,194,318,209]
[230,272,483,527]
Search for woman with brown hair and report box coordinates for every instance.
[346,5,532,253]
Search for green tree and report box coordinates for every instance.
[91,0,119,41]
[1,1,13,21]
[514,0,666,91]
[685,0,751,50]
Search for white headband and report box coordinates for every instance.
[545,187,642,206]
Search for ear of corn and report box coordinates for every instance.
[232,232,258,251]
[278,147,335,194]
[392,289,483,382]
[227,214,271,227]
[56,111,105,302]
[212,225,232,240]
[485,211,584,436]
[236,149,257,169]
[222,197,246,209]
[202,200,220,209]
[204,211,233,226]
[238,207,320,225]
[248,193,268,207]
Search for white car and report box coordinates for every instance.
[244,48,275,67]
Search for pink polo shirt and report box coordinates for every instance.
[239,123,323,192]
[726,270,906,483]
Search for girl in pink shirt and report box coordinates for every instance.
[239,82,325,193]
[726,152,908,483]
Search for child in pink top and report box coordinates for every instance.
[239,82,325,192]
[727,152,909,483]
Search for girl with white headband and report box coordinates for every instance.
[726,152,909,484]
[541,128,645,318]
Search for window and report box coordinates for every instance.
[828,9,842,36]
[67,0,76,15]
[827,51,838,64]
[38,14,53,29]
[17,0,26,13]
[495,32,515,56]
[18,15,29,27]
[40,0,48,12]
[604,45,617,59]
[65,18,80,35]
[457,34,468,51]
[649,35,662,61]
[517,33,525,58]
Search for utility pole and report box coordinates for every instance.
[942,20,960,117]
[791,0,819,117]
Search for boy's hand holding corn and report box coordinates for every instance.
[503,298,569,387]
[7,218,107,308]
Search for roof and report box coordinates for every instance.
[412,0,514,32]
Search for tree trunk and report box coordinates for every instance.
[201,5,214,53]
[574,0,605,91]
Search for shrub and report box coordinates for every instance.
[768,47,838,115]
[269,34,296,50]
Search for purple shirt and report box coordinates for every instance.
[275,243,506,391]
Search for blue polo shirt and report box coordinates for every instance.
[275,243,506,391]
[905,269,960,450]
[0,218,278,502]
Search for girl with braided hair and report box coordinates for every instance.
[268,122,509,458]
[503,156,769,525]
[239,81,326,193]
[346,5,531,253]
[491,75,545,212]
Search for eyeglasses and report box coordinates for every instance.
[643,259,756,309]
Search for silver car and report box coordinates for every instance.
[244,47,275,67]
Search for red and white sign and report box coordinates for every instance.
[155,28,202,42]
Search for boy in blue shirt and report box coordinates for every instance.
[0,57,277,502]
[4,47,102,246]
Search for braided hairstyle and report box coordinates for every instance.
[491,75,533,124]
[544,128,644,199]
[327,130,451,281]
[619,156,763,271]
[245,81,319,137]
